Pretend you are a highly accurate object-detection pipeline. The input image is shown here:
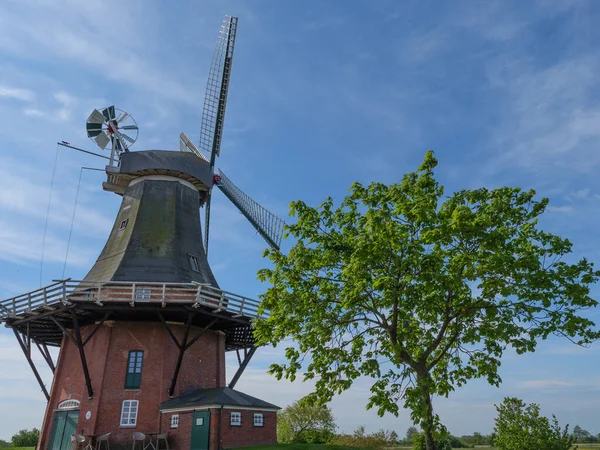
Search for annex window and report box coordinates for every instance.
[120,400,139,427]
[119,219,129,231]
[188,255,200,272]
[125,351,144,389]
[135,287,151,301]
[230,412,241,426]
[170,414,179,428]
[253,413,264,427]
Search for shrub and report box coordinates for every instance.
[494,397,574,450]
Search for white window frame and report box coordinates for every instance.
[253,413,264,427]
[58,399,80,410]
[135,287,151,301]
[230,411,241,426]
[120,400,139,427]
[170,414,179,428]
[119,219,129,231]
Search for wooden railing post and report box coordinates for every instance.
[161,284,166,308]
[61,282,68,305]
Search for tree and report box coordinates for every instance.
[405,426,419,443]
[255,151,600,450]
[11,428,40,447]
[277,400,336,444]
[0,439,10,448]
[573,425,591,442]
[494,397,573,450]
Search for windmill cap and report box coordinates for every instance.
[104,150,213,195]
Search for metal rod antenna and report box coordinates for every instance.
[62,167,105,279]
[57,142,111,160]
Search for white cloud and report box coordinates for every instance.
[546,205,573,213]
[0,85,34,101]
[517,379,572,389]
[23,108,44,117]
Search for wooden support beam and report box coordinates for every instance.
[228,346,257,389]
[156,312,182,349]
[35,341,55,373]
[13,329,49,401]
[168,313,194,397]
[184,318,218,350]
[49,315,79,347]
[70,311,94,399]
[82,312,112,346]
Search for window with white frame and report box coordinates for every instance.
[120,400,139,427]
[230,412,241,426]
[253,413,264,427]
[170,414,179,428]
[135,288,151,301]
[119,219,129,231]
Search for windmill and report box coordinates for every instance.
[0,15,283,450]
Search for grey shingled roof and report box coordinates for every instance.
[160,387,280,411]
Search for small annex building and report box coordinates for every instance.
[160,387,279,450]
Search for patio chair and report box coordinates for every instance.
[132,432,146,450]
[156,433,169,450]
[97,433,111,450]
[71,434,86,450]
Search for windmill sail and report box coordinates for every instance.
[180,132,208,162]
[200,15,238,166]
[216,170,284,251]
[201,15,238,256]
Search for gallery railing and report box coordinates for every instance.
[0,279,265,320]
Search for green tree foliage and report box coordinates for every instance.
[493,397,573,450]
[277,400,336,444]
[332,425,396,449]
[0,439,10,448]
[11,428,40,447]
[405,426,419,443]
[572,425,595,442]
[255,151,600,450]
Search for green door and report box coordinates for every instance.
[49,410,79,450]
[190,411,210,450]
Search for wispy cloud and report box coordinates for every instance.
[0,85,34,101]
[517,379,573,389]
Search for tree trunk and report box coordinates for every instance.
[417,374,438,450]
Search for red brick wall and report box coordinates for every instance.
[38,320,225,449]
[220,410,277,449]
[160,410,193,450]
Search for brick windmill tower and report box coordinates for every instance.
[0,16,283,450]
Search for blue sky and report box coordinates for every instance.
[1,0,600,440]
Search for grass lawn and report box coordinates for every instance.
[11,447,35,450]
[233,445,371,450]
[235,445,600,450]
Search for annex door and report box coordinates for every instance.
[48,410,79,450]
[190,411,210,450]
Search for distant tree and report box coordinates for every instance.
[573,425,591,442]
[11,428,40,447]
[493,397,573,450]
[277,400,335,444]
[0,439,10,448]
[389,430,399,444]
[256,151,600,450]
[406,426,419,443]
